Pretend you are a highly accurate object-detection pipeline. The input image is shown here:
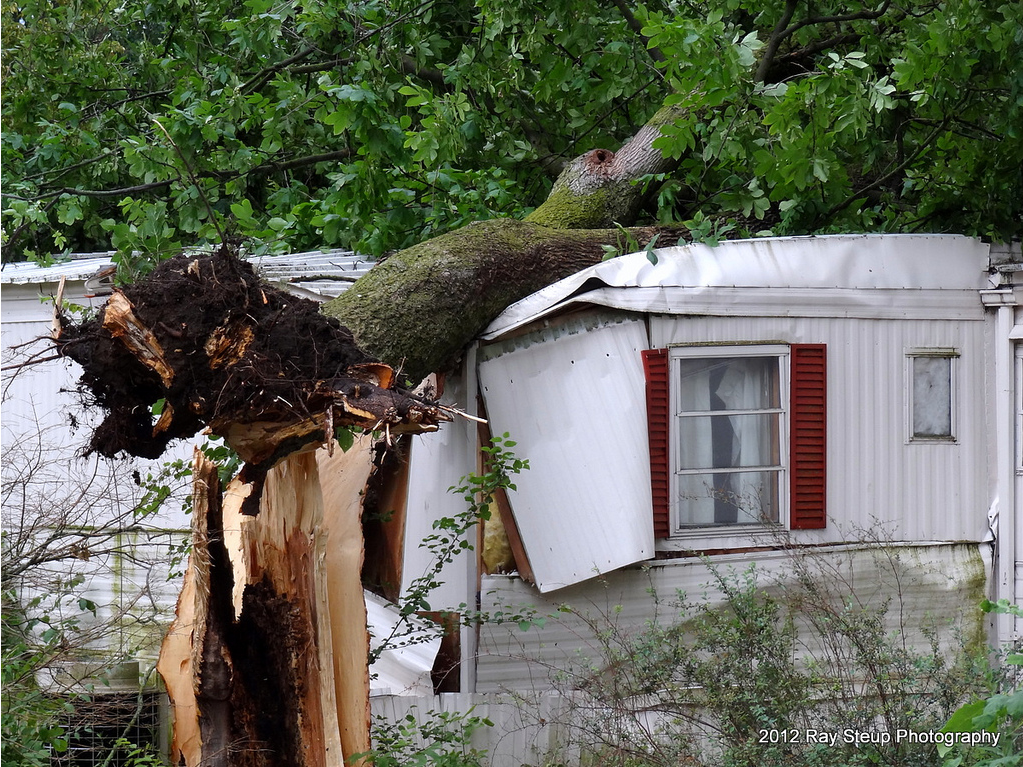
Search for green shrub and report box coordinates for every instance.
[542,551,989,767]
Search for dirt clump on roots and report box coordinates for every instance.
[56,244,444,470]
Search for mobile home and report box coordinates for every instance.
[383,233,1021,698]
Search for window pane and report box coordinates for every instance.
[677,471,780,526]
[912,356,952,438]
[678,356,779,412]
[678,413,780,470]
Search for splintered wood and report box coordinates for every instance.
[159,444,376,766]
[101,291,175,387]
[62,248,483,764]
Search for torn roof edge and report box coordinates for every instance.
[481,233,994,341]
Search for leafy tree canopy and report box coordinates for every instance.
[2,0,1021,272]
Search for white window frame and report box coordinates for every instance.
[906,348,959,444]
[668,344,790,540]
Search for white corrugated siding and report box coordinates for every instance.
[2,283,108,438]
[400,372,482,691]
[2,280,191,661]
[1016,345,1023,637]
[2,281,194,531]
[651,313,991,544]
[475,543,989,693]
[370,692,575,767]
[478,313,654,592]
[401,373,478,612]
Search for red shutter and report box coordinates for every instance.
[642,348,671,538]
[789,344,827,529]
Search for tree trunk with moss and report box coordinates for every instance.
[322,107,686,383]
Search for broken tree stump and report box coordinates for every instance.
[57,246,464,764]
[159,441,379,766]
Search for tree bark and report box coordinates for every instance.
[321,220,685,383]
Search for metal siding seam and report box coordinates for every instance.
[790,344,827,529]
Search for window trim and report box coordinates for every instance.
[1017,347,1023,474]
[668,343,790,538]
[905,347,959,444]
[644,342,828,547]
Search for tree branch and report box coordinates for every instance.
[755,0,892,83]
[290,57,355,75]
[1,148,353,258]
[240,45,318,95]
[22,151,114,182]
[239,0,439,95]
[611,0,666,65]
[5,149,354,204]
[0,196,62,263]
[83,89,173,118]
[774,33,862,71]
[756,0,799,83]
[266,148,353,172]
[212,149,353,180]
[821,115,951,221]
[1,180,177,202]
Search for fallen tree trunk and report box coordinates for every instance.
[320,220,688,383]
[320,106,691,382]
[57,106,696,766]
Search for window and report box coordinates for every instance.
[907,349,957,442]
[673,349,785,527]
[644,344,826,537]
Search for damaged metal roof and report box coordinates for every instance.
[482,234,993,339]
[0,253,117,285]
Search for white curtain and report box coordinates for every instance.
[676,357,777,526]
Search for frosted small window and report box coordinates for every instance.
[911,354,954,440]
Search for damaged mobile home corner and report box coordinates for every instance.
[359,235,1022,734]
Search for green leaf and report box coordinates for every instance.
[335,426,355,452]
[77,597,98,614]
[230,199,256,223]
[943,699,986,735]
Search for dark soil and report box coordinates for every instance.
[56,245,389,460]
